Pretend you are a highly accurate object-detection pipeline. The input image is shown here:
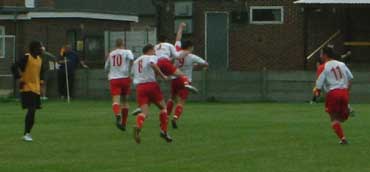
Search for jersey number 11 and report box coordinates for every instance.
[331,66,343,80]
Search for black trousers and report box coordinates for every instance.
[20,92,40,134]
[58,70,75,98]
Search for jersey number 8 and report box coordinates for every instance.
[138,60,143,73]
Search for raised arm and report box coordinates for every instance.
[175,22,186,43]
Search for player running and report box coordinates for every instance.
[167,40,208,129]
[132,44,172,144]
[104,39,134,131]
[314,47,354,145]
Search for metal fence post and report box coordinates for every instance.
[261,67,268,101]
[202,69,208,99]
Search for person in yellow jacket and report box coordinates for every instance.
[16,41,45,142]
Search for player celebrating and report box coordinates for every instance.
[314,47,354,145]
[104,39,134,131]
[155,35,198,93]
[167,40,208,129]
[132,44,172,144]
[13,41,45,142]
[174,22,186,51]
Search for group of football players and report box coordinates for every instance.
[104,23,208,144]
[14,23,354,145]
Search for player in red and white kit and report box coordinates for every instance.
[314,47,354,145]
[104,39,134,131]
[155,35,199,93]
[132,44,172,144]
[167,40,209,129]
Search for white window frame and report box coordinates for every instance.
[25,0,35,8]
[0,26,5,59]
[249,6,284,25]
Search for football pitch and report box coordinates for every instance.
[0,100,369,172]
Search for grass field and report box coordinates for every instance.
[0,100,369,172]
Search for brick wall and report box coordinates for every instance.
[1,0,24,6]
[193,0,305,71]
[18,19,129,55]
[0,18,130,71]
[38,0,55,8]
[304,6,370,70]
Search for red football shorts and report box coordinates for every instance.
[109,78,131,96]
[157,58,177,76]
[136,82,164,106]
[171,78,189,100]
[325,89,349,120]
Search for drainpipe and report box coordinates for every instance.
[303,7,308,70]
[12,9,18,97]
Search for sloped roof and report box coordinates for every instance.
[294,0,370,4]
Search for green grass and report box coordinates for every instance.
[0,101,369,172]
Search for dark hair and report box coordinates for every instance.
[142,44,154,54]
[158,35,168,42]
[29,41,42,55]
[116,38,124,47]
[322,46,336,59]
[181,40,194,50]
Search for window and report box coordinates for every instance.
[174,1,193,34]
[25,0,35,8]
[0,26,5,59]
[174,19,193,34]
[174,1,193,17]
[250,6,284,24]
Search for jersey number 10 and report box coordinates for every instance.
[331,66,343,80]
[112,55,123,67]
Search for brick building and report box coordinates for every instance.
[0,0,146,69]
[1,0,369,72]
[160,0,370,71]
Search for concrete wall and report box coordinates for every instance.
[40,69,370,103]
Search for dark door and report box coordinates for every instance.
[206,12,229,70]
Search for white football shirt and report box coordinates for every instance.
[175,41,182,51]
[155,42,181,60]
[132,55,159,85]
[105,49,134,80]
[173,52,207,82]
[316,60,354,92]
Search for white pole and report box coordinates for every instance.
[64,56,71,104]
[306,30,341,60]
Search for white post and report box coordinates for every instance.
[64,56,71,104]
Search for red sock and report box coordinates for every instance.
[136,114,145,129]
[167,100,174,116]
[332,122,345,140]
[159,111,168,132]
[121,108,128,125]
[174,105,183,120]
[112,104,120,117]
[180,76,190,86]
